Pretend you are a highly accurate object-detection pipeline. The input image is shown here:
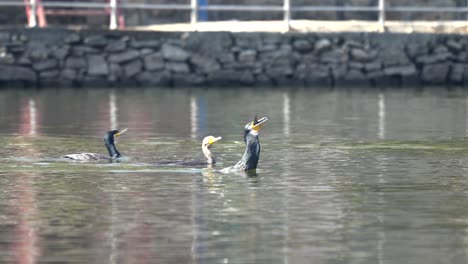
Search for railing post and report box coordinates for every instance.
[191,0,198,24]
[109,0,117,29]
[378,0,385,32]
[283,0,290,31]
[29,0,37,27]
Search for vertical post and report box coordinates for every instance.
[283,0,291,31]
[191,0,198,25]
[109,0,117,30]
[198,0,208,21]
[378,0,385,32]
[29,0,37,27]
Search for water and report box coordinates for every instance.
[1,87,468,263]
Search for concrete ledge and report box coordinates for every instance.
[0,28,467,88]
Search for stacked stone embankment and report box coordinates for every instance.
[0,28,467,87]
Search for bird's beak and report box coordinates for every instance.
[209,136,222,145]
[252,117,268,132]
[114,128,128,137]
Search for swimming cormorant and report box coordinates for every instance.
[220,116,268,173]
[62,128,128,161]
[155,135,222,166]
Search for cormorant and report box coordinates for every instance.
[62,128,128,161]
[155,135,222,166]
[201,135,222,165]
[220,116,268,173]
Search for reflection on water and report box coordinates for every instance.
[1,87,468,263]
[378,93,385,140]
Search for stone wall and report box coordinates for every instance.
[1,28,467,88]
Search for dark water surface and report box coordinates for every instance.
[1,87,468,263]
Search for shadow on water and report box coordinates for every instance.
[2,87,468,263]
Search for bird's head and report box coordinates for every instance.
[104,128,128,145]
[202,135,222,149]
[244,116,268,139]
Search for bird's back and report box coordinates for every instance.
[62,153,110,161]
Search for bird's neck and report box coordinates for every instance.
[106,141,121,159]
[202,145,215,164]
[238,133,260,170]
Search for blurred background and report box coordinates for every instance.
[2,0,468,29]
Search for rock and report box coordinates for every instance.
[449,63,465,83]
[433,45,449,54]
[39,70,59,79]
[258,44,277,52]
[108,63,122,82]
[366,70,385,79]
[330,64,348,80]
[0,52,15,64]
[208,70,254,85]
[455,52,468,63]
[172,73,206,86]
[321,49,348,64]
[255,74,273,86]
[33,59,58,71]
[259,49,292,64]
[161,44,190,61]
[82,76,108,86]
[123,60,142,78]
[51,45,69,60]
[238,49,257,63]
[65,57,87,69]
[17,56,32,66]
[446,39,463,53]
[28,46,49,61]
[61,69,77,80]
[235,34,262,49]
[72,45,100,56]
[383,50,411,67]
[140,48,154,56]
[421,62,450,84]
[0,32,10,42]
[84,35,108,47]
[136,71,171,86]
[383,65,416,76]
[416,52,451,64]
[344,39,364,49]
[106,41,127,52]
[314,38,332,53]
[165,61,190,73]
[350,48,377,62]
[6,41,26,53]
[292,39,313,53]
[87,55,108,75]
[349,62,364,70]
[294,63,330,84]
[131,39,160,49]
[185,32,233,58]
[64,33,81,44]
[0,65,36,82]
[218,53,236,64]
[143,52,165,71]
[365,62,382,72]
[406,42,429,59]
[108,50,140,64]
[265,63,294,79]
[344,69,367,82]
[190,54,221,73]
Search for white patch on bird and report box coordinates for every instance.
[249,129,259,136]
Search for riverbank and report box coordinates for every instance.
[0,27,467,87]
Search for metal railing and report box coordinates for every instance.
[2,0,468,31]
